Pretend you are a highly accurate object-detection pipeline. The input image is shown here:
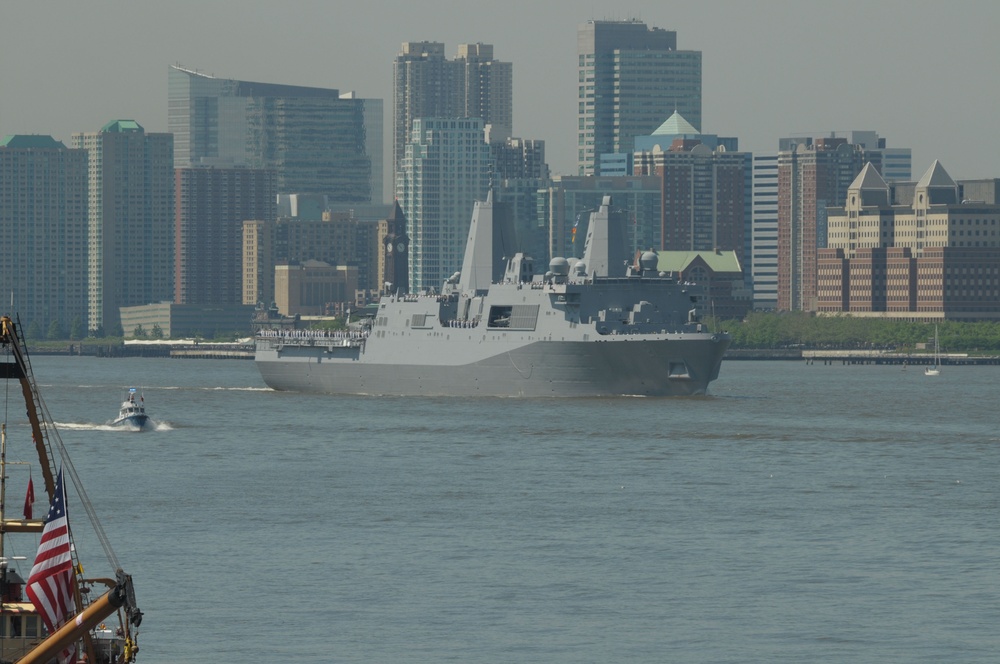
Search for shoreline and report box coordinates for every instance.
[26,343,1000,365]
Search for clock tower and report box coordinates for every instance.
[380,201,410,295]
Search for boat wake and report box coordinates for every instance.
[57,420,175,432]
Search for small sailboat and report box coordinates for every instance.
[925,326,941,376]
[113,388,149,430]
[0,315,142,663]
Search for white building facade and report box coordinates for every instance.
[396,118,492,292]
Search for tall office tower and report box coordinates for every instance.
[751,153,779,310]
[396,118,492,292]
[577,20,702,176]
[634,140,749,262]
[457,43,513,141]
[71,120,174,335]
[0,136,88,333]
[175,167,276,306]
[392,42,512,179]
[776,137,874,312]
[168,65,380,203]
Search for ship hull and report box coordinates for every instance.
[255,334,728,398]
[112,414,149,430]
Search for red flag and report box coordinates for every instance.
[23,476,34,520]
[26,469,76,664]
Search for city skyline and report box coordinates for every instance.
[3,0,999,187]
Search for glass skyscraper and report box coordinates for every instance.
[396,118,492,292]
[577,20,702,176]
[169,65,382,203]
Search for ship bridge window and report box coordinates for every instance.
[24,615,38,638]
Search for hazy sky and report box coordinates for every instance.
[3,0,999,184]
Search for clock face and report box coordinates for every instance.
[386,243,393,253]
[397,243,405,253]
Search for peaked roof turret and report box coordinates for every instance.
[915,160,956,189]
[652,111,699,136]
[849,162,890,208]
[849,162,889,191]
[913,160,959,206]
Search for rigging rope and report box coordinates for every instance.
[2,321,122,572]
[32,384,121,572]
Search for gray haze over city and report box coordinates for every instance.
[3,0,999,188]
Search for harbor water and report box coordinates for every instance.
[12,356,1000,663]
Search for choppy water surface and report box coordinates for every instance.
[9,356,999,662]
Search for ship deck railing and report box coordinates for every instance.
[256,329,370,348]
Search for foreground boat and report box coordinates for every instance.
[256,194,729,397]
[112,388,149,431]
[0,316,142,663]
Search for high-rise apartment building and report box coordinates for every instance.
[751,153,779,310]
[634,140,749,264]
[0,135,89,333]
[175,167,276,306]
[577,20,702,176]
[396,118,492,292]
[168,65,381,203]
[777,138,877,312]
[72,120,174,334]
[392,42,512,179]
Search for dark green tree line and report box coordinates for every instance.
[715,312,1000,353]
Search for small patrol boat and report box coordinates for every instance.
[112,389,149,431]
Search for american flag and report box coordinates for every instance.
[25,468,77,664]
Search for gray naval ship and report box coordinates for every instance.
[254,193,729,397]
